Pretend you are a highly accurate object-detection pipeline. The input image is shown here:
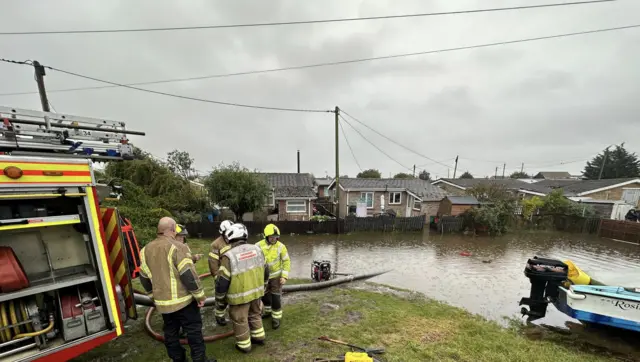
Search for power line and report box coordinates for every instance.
[339,115,413,172]
[2,22,639,97]
[44,65,333,113]
[338,119,363,172]
[0,58,33,66]
[340,110,451,169]
[0,1,615,36]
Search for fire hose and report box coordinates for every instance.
[134,270,391,345]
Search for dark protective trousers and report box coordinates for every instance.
[229,299,265,352]
[262,278,283,320]
[161,301,206,362]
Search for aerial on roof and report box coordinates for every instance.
[446,195,480,205]
[259,172,316,198]
[329,177,449,201]
[533,171,572,179]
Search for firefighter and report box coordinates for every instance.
[175,224,202,262]
[256,223,290,330]
[214,223,269,353]
[208,220,234,281]
[139,217,215,362]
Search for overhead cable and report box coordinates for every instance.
[0,1,615,35]
[2,23,639,97]
[338,119,363,171]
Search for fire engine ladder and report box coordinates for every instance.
[0,106,146,161]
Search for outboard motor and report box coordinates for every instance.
[311,260,332,282]
[519,256,568,321]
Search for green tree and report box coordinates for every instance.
[356,169,382,178]
[510,171,529,179]
[393,172,414,179]
[539,189,593,217]
[204,162,271,221]
[463,184,516,235]
[459,171,473,179]
[418,170,431,181]
[167,149,197,180]
[583,143,640,180]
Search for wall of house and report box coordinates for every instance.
[435,183,466,196]
[423,201,440,219]
[585,182,640,207]
[339,190,414,216]
[451,205,473,216]
[276,199,313,221]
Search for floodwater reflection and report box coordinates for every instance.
[282,231,640,326]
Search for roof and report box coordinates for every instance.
[533,179,581,188]
[432,178,552,195]
[552,178,640,196]
[329,178,449,201]
[447,195,480,205]
[315,177,333,186]
[259,173,316,198]
[533,171,572,179]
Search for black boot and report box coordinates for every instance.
[272,319,280,330]
[251,338,265,346]
[235,345,251,354]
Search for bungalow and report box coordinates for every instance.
[315,177,333,198]
[533,171,573,180]
[260,173,317,221]
[431,178,551,199]
[549,177,640,208]
[327,178,449,218]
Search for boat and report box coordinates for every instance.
[519,256,640,332]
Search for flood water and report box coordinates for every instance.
[282,231,640,326]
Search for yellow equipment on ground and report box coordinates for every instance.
[345,352,374,362]
[564,259,591,285]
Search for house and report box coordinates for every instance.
[315,177,333,198]
[533,171,573,180]
[259,173,317,221]
[327,178,449,218]
[437,196,480,216]
[431,178,551,200]
[551,178,640,207]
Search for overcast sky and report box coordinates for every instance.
[1,0,639,179]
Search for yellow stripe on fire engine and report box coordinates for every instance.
[104,215,127,286]
[0,161,92,184]
[0,162,91,171]
[87,187,123,336]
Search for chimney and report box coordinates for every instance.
[297,150,300,173]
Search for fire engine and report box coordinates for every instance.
[0,106,144,361]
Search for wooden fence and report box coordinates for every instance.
[599,219,640,243]
[185,215,425,238]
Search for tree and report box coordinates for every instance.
[204,162,271,221]
[166,149,197,180]
[418,170,431,181]
[357,169,381,178]
[583,143,640,180]
[459,171,473,179]
[510,171,529,179]
[393,172,414,179]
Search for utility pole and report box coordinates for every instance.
[334,106,340,234]
[502,163,506,179]
[452,155,459,179]
[33,60,51,129]
[495,167,498,178]
[413,165,416,178]
[521,162,524,173]
[598,148,609,180]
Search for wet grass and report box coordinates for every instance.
[71,238,624,361]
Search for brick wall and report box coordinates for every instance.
[276,199,312,221]
[423,201,440,218]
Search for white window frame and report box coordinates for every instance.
[389,192,402,205]
[360,192,374,209]
[286,199,306,213]
[265,191,275,207]
[413,199,421,211]
[622,188,640,205]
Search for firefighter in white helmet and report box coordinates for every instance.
[214,223,270,353]
[208,220,233,281]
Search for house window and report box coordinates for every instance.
[360,192,374,209]
[286,200,306,213]
[389,192,401,205]
[264,192,274,206]
[622,188,640,205]
[413,199,421,210]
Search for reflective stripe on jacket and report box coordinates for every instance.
[256,239,291,280]
[139,235,205,314]
[219,243,266,305]
[207,236,227,279]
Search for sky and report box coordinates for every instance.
[1,0,639,179]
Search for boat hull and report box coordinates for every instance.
[554,285,640,332]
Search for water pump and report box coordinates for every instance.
[311,260,332,282]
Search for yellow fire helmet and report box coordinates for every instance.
[263,223,280,238]
[176,224,188,236]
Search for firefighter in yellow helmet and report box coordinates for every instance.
[175,224,202,262]
[255,223,290,330]
[214,223,270,353]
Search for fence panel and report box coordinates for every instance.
[599,219,640,243]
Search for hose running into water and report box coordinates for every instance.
[135,270,390,345]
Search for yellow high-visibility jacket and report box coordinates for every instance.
[255,239,290,280]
